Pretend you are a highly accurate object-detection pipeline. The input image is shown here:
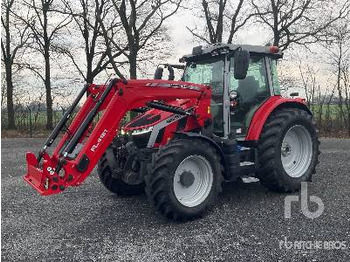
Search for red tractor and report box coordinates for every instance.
[24,44,320,220]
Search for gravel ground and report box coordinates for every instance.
[1,138,350,261]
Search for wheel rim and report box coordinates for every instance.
[173,155,213,207]
[281,125,313,178]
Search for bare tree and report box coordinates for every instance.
[187,0,255,44]
[325,20,350,135]
[59,0,124,83]
[324,85,336,134]
[107,0,183,79]
[299,62,318,108]
[252,0,350,50]
[342,61,350,135]
[1,71,6,108]
[1,0,30,129]
[93,0,127,79]
[13,0,72,129]
[315,83,327,127]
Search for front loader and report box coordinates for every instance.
[24,44,320,220]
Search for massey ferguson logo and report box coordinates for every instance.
[166,113,183,123]
[91,129,108,152]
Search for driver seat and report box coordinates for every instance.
[237,76,259,105]
[230,76,259,135]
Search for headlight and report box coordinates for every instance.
[132,126,153,136]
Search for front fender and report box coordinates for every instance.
[245,96,311,141]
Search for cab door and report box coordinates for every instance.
[228,56,271,137]
[183,56,226,136]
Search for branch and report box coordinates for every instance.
[186,26,211,45]
[18,62,45,82]
[202,0,216,43]
[227,0,249,43]
[48,14,73,42]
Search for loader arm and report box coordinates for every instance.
[24,78,211,196]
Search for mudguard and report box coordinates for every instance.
[245,96,311,141]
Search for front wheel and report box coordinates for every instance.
[257,108,320,192]
[145,139,223,220]
[97,137,144,196]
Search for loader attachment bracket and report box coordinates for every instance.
[24,152,62,195]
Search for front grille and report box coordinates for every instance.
[132,132,152,148]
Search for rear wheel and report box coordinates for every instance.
[257,108,320,192]
[97,137,144,196]
[145,139,223,220]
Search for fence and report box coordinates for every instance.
[2,108,71,137]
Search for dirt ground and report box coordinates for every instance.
[1,138,350,261]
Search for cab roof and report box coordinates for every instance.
[180,43,283,62]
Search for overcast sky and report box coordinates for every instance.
[166,8,271,63]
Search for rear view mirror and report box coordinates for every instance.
[233,50,250,79]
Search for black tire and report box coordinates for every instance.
[256,108,320,192]
[145,139,223,221]
[97,138,144,196]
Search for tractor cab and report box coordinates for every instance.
[181,44,282,138]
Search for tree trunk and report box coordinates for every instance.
[129,54,137,79]
[273,31,280,47]
[86,52,94,84]
[44,49,53,130]
[3,5,15,130]
[86,73,94,84]
[86,71,94,85]
[5,62,16,129]
[215,0,225,43]
[129,48,137,119]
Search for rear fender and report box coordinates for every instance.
[245,96,311,141]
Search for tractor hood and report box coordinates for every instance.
[123,98,193,132]
[122,98,201,148]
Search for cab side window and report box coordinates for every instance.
[270,59,281,95]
